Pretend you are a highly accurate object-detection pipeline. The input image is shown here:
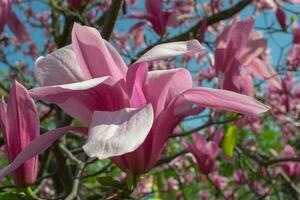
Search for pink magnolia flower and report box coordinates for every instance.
[267,73,300,124]
[224,189,235,198]
[199,191,209,200]
[0,81,39,187]
[0,0,31,42]
[287,45,300,70]
[250,181,269,196]
[289,0,300,3]
[255,0,276,11]
[293,29,300,44]
[235,115,263,133]
[281,145,300,178]
[128,0,172,36]
[215,17,281,96]
[68,0,83,8]
[210,173,228,190]
[233,170,246,185]
[276,8,287,31]
[129,22,146,50]
[182,134,219,174]
[28,24,269,175]
[165,177,178,192]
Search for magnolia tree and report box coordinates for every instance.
[0,0,299,199]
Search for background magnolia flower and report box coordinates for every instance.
[0,81,39,187]
[127,0,173,36]
[182,134,219,174]
[0,0,30,42]
[215,17,281,96]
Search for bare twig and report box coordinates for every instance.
[155,150,188,167]
[101,0,123,40]
[169,116,240,138]
[135,0,253,59]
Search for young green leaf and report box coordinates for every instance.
[222,125,238,157]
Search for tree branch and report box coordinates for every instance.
[135,0,253,58]
[101,0,123,40]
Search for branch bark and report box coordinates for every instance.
[101,0,123,40]
[135,0,253,59]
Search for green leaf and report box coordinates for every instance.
[291,15,297,23]
[126,171,140,191]
[0,192,26,200]
[97,176,124,189]
[222,125,238,157]
[126,171,134,191]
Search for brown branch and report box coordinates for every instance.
[135,0,253,58]
[169,116,240,138]
[279,171,300,198]
[101,0,123,40]
[265,157,300,166]
[81,163,113,180]
[155,150,188,167]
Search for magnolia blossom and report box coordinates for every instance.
[287,45,300,70]
[0,0,30,42]
[28,23,270,175]
[276,8,287,31]
[234,170,246,185]
[128,0,173,36]
[0,81,39,187]
[215,17,281,96]
[281,145,300,178]
[182,134,219,174]
[210,173,228,190]
[68,0,83,8]
[255,0,276,11]
[293,29,300,44]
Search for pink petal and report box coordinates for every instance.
[146,68,193,116]
[248,58,282,89]
[204,142,219,159]
[132,40,205,65]
[217,18,254,71]
[6,81,39,161]
[182,139,198,154]
[172,87,270,116]
[240,73,255,96]
[72,23,127,80]
[3,81,40,186]
[213,130,224,146]
[7,11,31,42]
[0,97,8,145]
[193,134,206,150]
[145,0,162,17]
[126,40,205,107]
[227,18,254,57]
[0,0,10,33]
[34,46,85,87]
[127,12,155,22]
[30,77,114,124]
[0,127,88,181]
[283,145,295,157]
[126,62,148,108]
[239,37,267,66]
[83,104,154,159]
[276,8,287,30]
